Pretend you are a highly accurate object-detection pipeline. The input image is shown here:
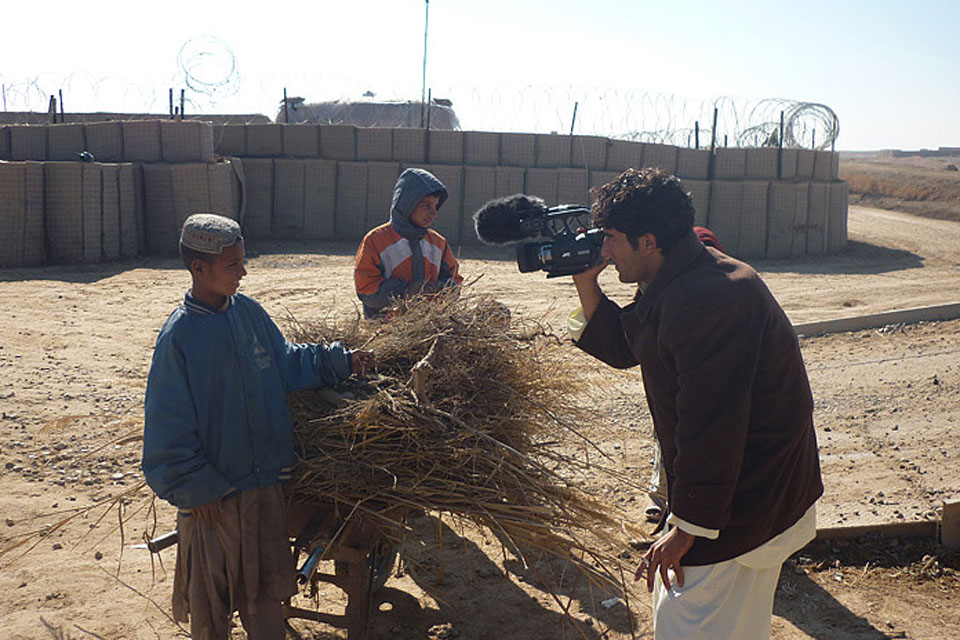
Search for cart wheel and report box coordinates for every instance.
[335,539,398,593]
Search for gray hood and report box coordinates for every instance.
[389,168,448,240]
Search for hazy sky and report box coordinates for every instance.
[2,0,957,150]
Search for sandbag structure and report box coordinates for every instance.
[0,120,845,268]
[0,120,242,267]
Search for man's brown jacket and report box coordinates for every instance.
[577,230,823,565]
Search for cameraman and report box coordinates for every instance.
[569,168,822,639]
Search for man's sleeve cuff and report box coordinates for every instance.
[567,306,586,341]
[667,512,720,540]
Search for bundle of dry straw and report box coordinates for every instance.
[285,288,641,579]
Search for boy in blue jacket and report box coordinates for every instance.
[142,213,373,640]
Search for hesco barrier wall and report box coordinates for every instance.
[0,121,846,267]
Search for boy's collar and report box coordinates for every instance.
[184,289,233,314]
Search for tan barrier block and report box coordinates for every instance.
[246,124,283,157]
[366,162,401,230]
[101,165,121,261]
[713,148,746,179]
[0,162,25,267]
[813,151,834,182]
[320,125,357,161]
[589,170,620,191]
[356,128,393,162]
[280,124,319,158]
[739,181,769,259]
[23,162,45,264]
[428,130,463,165]
[779,148,798,180]
[47,124,87,161]
[796,149,815,179]
[0,127,10,160]
[641,143,678,174]
[160,120,215,163]
[118,164,141,258]
[462,166,498,245]
[806,182,829,255]
[557,168,589,206]
[525,168,558,206]
[213,124,246,157]
[675,148,710,180]
[495,166,524,196]
[274,159,306,237]
[44,163,84,263]
[23,162,45,265]
[335,162,368,241]
[707,181,743,257]
[499,133,536,167]
[766,181,808,259]
[122,121,162,162]
[827,181,849,252]
[571,135,607,171]
[790,182,810,257]
[744,148,778,180]
[303,160,337,240]
[209,162,242,221]
[942,500,960,551]
[392,128,426,163]
[831,153,840,181]
[240,158,274,239]
[20,162,46,265]
[605,139,642,171]
[683,179,711,227]
[417,164,462,244]
[0,162,45,267]
[0,163,24,266]
[535,134,571,168]
[85,122,123,162]
[704,179,767,260]
[463,131,500,166]
[10,125,47,161]
[142,163,214,255]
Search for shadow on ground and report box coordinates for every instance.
[364,515,644,640]
[775,569,890,639]
[756,241,923,276]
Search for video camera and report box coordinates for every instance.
[473,194,604,278]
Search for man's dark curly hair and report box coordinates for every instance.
[590,168,695,254]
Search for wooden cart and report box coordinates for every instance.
[284,501,401,640]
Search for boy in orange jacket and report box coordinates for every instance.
[354,168,463,318]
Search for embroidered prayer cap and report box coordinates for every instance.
[180,213,243,254]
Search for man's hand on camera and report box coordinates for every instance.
[571,258,610,322]
[571,258,609,286]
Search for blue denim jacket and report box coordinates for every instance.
[142,292,351,509]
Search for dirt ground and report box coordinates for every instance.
[1,204,959,639]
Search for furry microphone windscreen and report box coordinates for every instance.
[473,194,549,245]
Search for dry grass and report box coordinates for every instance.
[284,287,643,586]
[840,156,960,221]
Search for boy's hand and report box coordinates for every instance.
[351,350,375,375]
[421,281,444,294]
